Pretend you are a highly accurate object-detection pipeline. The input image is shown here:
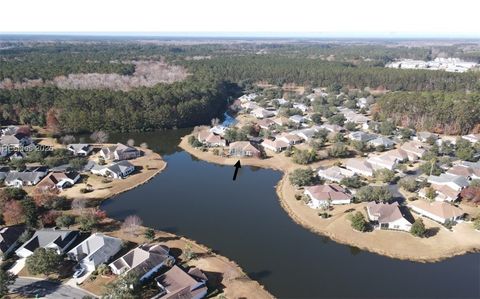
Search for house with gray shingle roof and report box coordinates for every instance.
[15,229,79,258]
[100,143,141,161]
[0,225,25,258]
[67,233,122,271]
[91,160,135,179]
[5,171,46,187]
[67,144,92,156]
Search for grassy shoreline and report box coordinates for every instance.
[179,133,480,263]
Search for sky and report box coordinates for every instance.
[1,0,480,38]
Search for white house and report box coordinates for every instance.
[67,144,92,156]
[462,133,480,144]
[261,139,289,153]
[409,200,464,224]
[366,202,412,231]
[15,229,79,258]
[4,171,46,187]
[68,233,122,271]
[91,160,135,179]
[345,158,374,177]
[251,108,274,119]
[304,184,352,208]
[427,173,469,191]
[109,243,173,281]
[289,115,306,124]
[317,166,354,183]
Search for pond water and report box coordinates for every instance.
[100,129,480,298]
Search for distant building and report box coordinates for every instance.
[304,184,352,208]
[228,141,261,158]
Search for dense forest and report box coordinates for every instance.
[183,55,480,92]
[0,78,240,132]
[377,92,480,134]
[1,40,480,132]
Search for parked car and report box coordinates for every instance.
[73,265,86,278]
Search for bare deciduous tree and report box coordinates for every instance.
[71,198,87,211]
[122,215,143,236]
[90,130,109,143]
[60,135,76,145]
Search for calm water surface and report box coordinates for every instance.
[100,129,480,299]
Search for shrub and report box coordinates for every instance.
[410,218,426,237]
[398,177,418,192]
[349,212,368,232]
[289,168,317,187]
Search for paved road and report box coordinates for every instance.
[10,277,96,299]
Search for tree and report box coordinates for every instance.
[398,177,418,192]
[349,212,368,232]
[355,186,393,202]
[46,108,61,134]
[473,218,480,230]
[2,201,23,225]
[289,168,317,187]
[340,176,364,189]
[328,142,349,158]
[103,271,141,299]
[70,157,88,171]
[292,149,318,165]
[379,120,396,136]
[90,130,109,143]
[410,218,426,237]
[0,187,27,202]
[60,135,76,145]
[42,210,60,227]
[311,113,323,124]
[122,215,143,236]
[0,267,16,297]
[21,198,38,228]
[26,248,63,276]
[56,214,76,228]
[344,121,357,131]
[144,228,156,241]
[373,169,396,184]
[78,212,99,232]
[419,159,443,176]
[328,114,346,126]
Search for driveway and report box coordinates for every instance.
[10,277,97,299]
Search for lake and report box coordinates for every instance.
[100,129,480,298]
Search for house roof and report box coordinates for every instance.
[17,229,79,253]
[67,144,91,152]
[368,136,395,147]
[5,171,45,184]
[410,200,464,219]
[36,171,79,189]
[106,160,135,175]
[346,158,373,173]
[110,243,170,276]
[317,166,354,181]
[366,202,411,224]
[68,233,122,263]
[262,139,289,149]
[427,173,469,188]
[305,184,352,201]
[0,225,25,254]
[229,141,260,154]
[277,133,302,142]
[155,265,207,298]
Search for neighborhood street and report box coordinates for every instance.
[10,277,96,299]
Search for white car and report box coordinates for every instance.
[73,266,86,278]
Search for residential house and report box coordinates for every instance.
[348,131,376,142]
[256,118,276,130]
[356,97,369,109]
[155,265,208,299]
[238,93,257,102]
[446,161,480,180]
[272,117,289,127]
[109,243,172,281]
[15,229,79,258]
[427,173,469,191]
[293,128,317,142]
[289,115,306,124]
[261,139,289,153]
[100,143,141,161]
[409,200,464,224]
[304,184,352,208]
[420,184,461,202]
[91,160,135,179]
[414,132,438,143]
[8,151,26,161]
[0,165,10,181]
[67,144,92,156]
[240,101,259,111]
[36,171,80,191]
[274,98,288,105]
[462,133,480,144]
[0,133,32,148]
[67,233,122,271]
[1,125,19,136]
[5,171,46,187]
[276,133,303,145]
[368,136,395,149]
[209,125,228,137]
[228,141,261,158]
[366,202,412,231]
[0,225,25,258]
[251,108,274,119]
[345,158,374,177]
[317,166,354,183]
[197,131,226,147]
[293,103,309,113]
[400,141,427,161]
[319,124,344,133]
